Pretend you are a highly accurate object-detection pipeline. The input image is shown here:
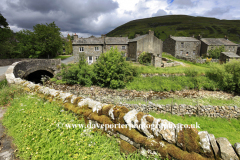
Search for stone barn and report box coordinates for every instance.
[128,30,163,67]
[163,36,201,59]
[219,52,240,63]
[200,38,238,56]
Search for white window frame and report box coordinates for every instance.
[180,50,183,55]
[122,46,126,50]
[79,47,84,52]
[95,47,99,51]
[88,56,93,64]
[193,50,196,55]
[181,42,184,48]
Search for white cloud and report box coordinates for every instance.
[1,0,240,36]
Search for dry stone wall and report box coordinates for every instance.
[5,62,240,160]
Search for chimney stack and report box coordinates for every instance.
[149,30,154,36]
[197,34,202,40]
[74,33,78,40]
[101,34,106,38]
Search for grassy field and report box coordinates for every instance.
[122,96,240,107]
[126,76,217,92]
[149,112,240,145]
[127,53,211,75]
[0,84,151,160]
[107,15,240,43]
[54,55,72,60]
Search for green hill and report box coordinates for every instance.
[106,15,240,43]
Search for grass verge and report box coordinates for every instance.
[123,97,240,107]
[126,76,218,92]
[149,112,240,145]
[2,93,149,159]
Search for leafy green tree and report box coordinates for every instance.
[33,22,62,58]
[208,45,225,59]
[0,13,15,58]
[93,47,138,89]
[64,34,73,55]
[16,29,38,58]
[138,52,152,65]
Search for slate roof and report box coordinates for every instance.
[221,52,240,58]
[73,37,129,45]
[129,34,148,42]
[201,38,237,46]
[73,37,104,44]
[171,36,199,42]
[105,37,129,44]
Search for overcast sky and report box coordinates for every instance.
[1,0,239,37]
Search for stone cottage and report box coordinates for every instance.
[219,52,240,63]
[200,38,238,56]
[128,30,163,67]
[163,36,201,59]
[72,34,129,64]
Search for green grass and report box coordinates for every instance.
[0,82,24,106]
[54,55,72,60]
[2,92,151,159]
[106,15,240,43]
[149,112,240,145]
[123,97,240,107]
[0,79,7,89]
[126,76,218,92]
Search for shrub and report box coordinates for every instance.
[208,45,225,59]
[60,53,94,86]
[206,60,240,93]
[93,47,138,89]
[138,52,152,65]
[184,67,198,77]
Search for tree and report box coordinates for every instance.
[0,13,15,58]
[64,34,73,55]
[93,47,138,89]
[33,22,63,58]
[208,45,225,59]
[15,22,63,58]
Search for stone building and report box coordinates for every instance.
[163,36,201,59]
[72,34,128,64]
[200,38,238,56]
[237,44,240,56]
[128,30,163,67]
[219,52,240,63]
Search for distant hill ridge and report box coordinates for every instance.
[106,15,240,43]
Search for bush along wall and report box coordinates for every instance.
[5,63,240,160]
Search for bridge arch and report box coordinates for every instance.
[12,59,61,84]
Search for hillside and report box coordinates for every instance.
[106,15,240,43]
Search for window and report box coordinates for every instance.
[95,47,99,51]
[63,43,65,46]
[181,42,184,48]
[110,46,113,48]
[232,47,235,51]
[157,54,160,57]
[180,50,183,55]
[95,56,99,61]
[88,56,93,64]
[79,47,84,52]
[122,46,126,50]
[211,46,214,50]
[63,49,65,52]
[193,50,196,55]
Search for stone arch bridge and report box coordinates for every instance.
[5,59,61,84]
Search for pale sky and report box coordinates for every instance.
[0,0,239,37]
